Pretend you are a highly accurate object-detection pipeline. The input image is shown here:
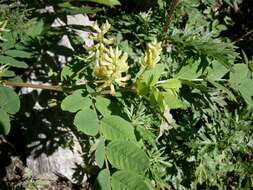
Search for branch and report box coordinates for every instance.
[2,81,64,92]
[234,27,253,43]
[163,0,180,33]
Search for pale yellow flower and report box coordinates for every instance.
[88,21,130,95]
[95,46,130,95]
[143,39,162,68]
[89,20,114,45]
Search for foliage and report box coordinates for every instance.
[0,0,253,189]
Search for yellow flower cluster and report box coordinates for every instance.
[89,21,130,96]
[143,39,162,69]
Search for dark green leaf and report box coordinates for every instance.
[4,50,33,58]
[96,96,111,116]
[0,55,28,68]
[0,109,10,135]
[101,116,136,141]
[93,169,111,190]
[95,137,105,168]
[61,90,91,113]
[0,86,20,114]
[88,0,121,7]
[111,171,151,190]
[25,19,44,38]
[106,140,149,174]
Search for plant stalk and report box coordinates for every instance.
[163,0,180,33]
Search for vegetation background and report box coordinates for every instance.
[0,0,252,189]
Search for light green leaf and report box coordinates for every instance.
[74,107,99,136]
[237,79,253,107]
[0,86,20,114]
[207,60,228,80]
[143,64,165,87]
[230,64,249,85]
[61,90,91,113]
[111,171,151,190]
[149,88,164,111]
[93,169,111,190]
[96,96,111,116]
[158,79,182,90]
[229,64,253,107]
[0,70,15,77]
[88,0,121,7]
[0,109,10,135]
[162,90,185,109]
[95,137,105,168]
[61,64,79,81]
[0,55,28,68]
[106,140,149,174]
[174,61,201,80]
[101,116,136,141]
[4,50,33,58]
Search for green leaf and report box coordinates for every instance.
[4,50,33,58]
[230,64,249,85]
[88,0,121,7]
[61,64,78,81]
[61,90,91,113]
[106,140,149,174]
[95,137,105,168]
[236,79,253,107]
[57,3,102,15]
[143,64,165,87]
[1,32,16,50]
[158,79,182,90]
[25,19,44,38]
[0,109,10,135]
[229,64,253,107]
[149,88,165,111]
[74,107,99,136]
[207,60,228,80]
[0,55,28,68]
[101,116,136,141]
[0,86,20,114]
[208,80,236,101]
[111,171,150,190]
[93,169,111,190]
[96,96,111,116]
[0,70,15,77]
[135,127,156,146]
[162,90,185,109]
[174,61,201,80]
